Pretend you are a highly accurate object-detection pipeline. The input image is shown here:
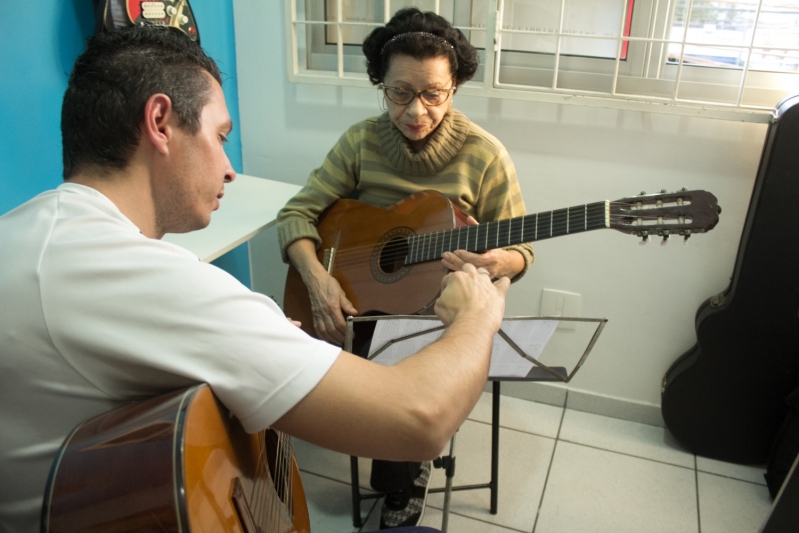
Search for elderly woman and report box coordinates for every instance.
[276,8,534,529]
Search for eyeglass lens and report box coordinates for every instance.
[384,87,450,106]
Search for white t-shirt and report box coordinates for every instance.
[0,183,340,533]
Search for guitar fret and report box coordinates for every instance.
[426,233,432,261]
[537,212,550,238]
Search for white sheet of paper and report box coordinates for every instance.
[368,318,559,378]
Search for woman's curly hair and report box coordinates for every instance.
[362,8,478,86]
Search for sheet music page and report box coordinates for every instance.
[368,318,559,378]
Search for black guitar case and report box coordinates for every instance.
[661,95,799,464]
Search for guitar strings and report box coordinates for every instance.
[318,208,675,269]
[320,207,685,266]
[250,432,266,530]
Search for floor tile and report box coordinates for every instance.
[558,409,694,468]
[535,441,698,533]
[421,506,524,532]
[696,455,767,485]
[358,496,384,532]
[426,419,555,532]
[697,472,773,533]
[468,391,565,439]
[299,471,377,533]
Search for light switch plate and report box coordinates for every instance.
[540,289,582,330]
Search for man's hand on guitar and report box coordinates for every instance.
[435,263,510,330]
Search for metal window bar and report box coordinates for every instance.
[286,0,798,122]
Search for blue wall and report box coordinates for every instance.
[0,0,251,286]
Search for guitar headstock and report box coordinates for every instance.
[610,189,721,243]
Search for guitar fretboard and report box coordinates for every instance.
[406,201,609,265]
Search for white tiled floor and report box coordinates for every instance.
[293,392,774,533]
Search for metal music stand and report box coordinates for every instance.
[344,314,608,532]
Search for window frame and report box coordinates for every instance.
[285,0,799,122]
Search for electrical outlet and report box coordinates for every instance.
[540,289,582,330]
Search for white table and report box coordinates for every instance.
[162,174,301,262]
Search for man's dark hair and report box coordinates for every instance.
[362,8,478,87]
[61,26,222,180]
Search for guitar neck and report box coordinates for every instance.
[405,201,609,265]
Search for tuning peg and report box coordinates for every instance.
[661,189,667,193]
[640,191,646,196]
[680,187,687,191]
[639,231,649,245]
[661,234,670,245]
[681,229,692,243]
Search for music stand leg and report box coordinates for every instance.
[350,455,363,527]
[440,432,457,533]
[490,381,500,514]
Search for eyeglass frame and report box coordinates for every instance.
[378,83,457,107]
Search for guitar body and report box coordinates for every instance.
[661,95,799,464]
[42,385,310,533]
[284,191,467,337]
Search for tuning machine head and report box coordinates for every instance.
[638,230,649,245]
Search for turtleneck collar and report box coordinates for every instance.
[377,109,471,176]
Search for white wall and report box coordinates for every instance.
[233,2,767,422]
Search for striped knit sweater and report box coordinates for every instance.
[276,109,534,280]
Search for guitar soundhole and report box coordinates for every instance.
[371,227,413,284]
[380,237,409,273]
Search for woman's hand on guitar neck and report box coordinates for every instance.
[287,238,358,345]
[440,216,525,279]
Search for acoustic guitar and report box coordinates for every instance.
[41,384,310,533]
[284,189,721,338]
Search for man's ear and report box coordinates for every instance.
[143,93,174,155]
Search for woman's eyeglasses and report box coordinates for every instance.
[379,84,456,106]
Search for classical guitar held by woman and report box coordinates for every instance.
[284,189,721,338]
[41,384,310,533]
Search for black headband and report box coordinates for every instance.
[380,31,454,55]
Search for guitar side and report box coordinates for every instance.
[42,385,310,533]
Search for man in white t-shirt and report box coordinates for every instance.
[0,27,509,533]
